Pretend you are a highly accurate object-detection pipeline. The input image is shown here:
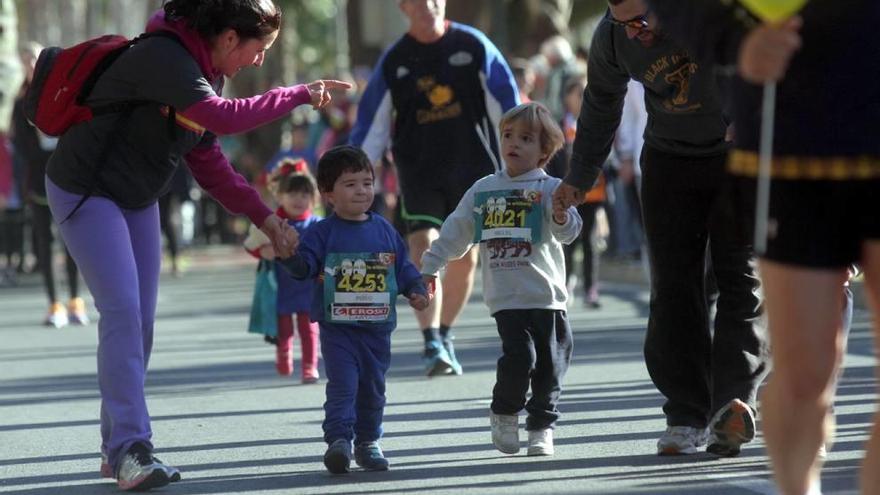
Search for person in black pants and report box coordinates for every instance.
[647,1,880,492]
[158,166,192,277]
[546,74,605,309]
[12,43,87,327]
[0,136,25,284]
[553,0,768,458]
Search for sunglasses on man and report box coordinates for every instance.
[606,14,649,30]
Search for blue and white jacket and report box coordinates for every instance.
[350,22,520,186]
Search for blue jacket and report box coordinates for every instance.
[280,213,426,331]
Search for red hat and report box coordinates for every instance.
[275,157,309,178]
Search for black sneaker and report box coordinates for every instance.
[323,438,352,474]
[354,441,389,471]
[115,442,176,491]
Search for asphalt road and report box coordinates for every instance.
[0,246,875,494]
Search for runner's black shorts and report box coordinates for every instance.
[397,167,493,234]
[726,161,880,268]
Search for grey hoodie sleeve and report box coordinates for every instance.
[421,184,478,276]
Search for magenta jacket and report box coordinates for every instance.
[145,11,312,226]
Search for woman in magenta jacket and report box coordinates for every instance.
[44,0,349,490]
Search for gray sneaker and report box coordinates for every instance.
[323,438,352,474]
[656,426,709,455]
[354,441,390,471]
[115,443,175,491]
[490,412,520,454]
[104,450,180,483]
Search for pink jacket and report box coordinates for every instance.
[144,11,312,226]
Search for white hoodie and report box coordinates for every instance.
[421,168,582,314]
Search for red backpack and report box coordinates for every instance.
[24,31,181,136]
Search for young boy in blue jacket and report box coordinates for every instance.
[280,145,430,474]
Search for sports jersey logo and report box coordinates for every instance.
[428,85,454,108]
[416,76,462,124]
[448,51,473,66]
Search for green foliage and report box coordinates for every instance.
[277,0,341,79]
[572,0,610,24]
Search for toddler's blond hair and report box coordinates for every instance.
[499,102,565,167]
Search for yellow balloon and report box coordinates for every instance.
[739,0,808,22]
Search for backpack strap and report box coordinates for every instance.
[81,30,184,141]
[60,31,185,224]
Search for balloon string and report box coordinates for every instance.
[754,81,776,254]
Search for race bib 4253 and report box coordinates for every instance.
[323,252,398,322]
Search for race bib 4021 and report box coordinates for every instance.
[473,189,543,243]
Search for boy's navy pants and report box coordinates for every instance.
[320,322,392,444]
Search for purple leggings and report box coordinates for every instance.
[46,177,160,471]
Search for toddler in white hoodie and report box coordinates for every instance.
[421,102,582,456]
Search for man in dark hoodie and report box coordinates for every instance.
[645,2,880,493]
[552,0,768,459]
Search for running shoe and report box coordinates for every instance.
[656,426,709,455]
[354,441,390,471]
[490,412,520,454]
[706,399,756,457]
[67,297,89,325]
[323,438,352,474]
[423,340,453,377]
[527,428,554,456]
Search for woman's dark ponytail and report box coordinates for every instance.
[163,0,281,40]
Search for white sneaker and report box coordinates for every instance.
[527,428,554,456]
[44,303,68,328]
[657,426,708,455]
[490,412,520,454]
